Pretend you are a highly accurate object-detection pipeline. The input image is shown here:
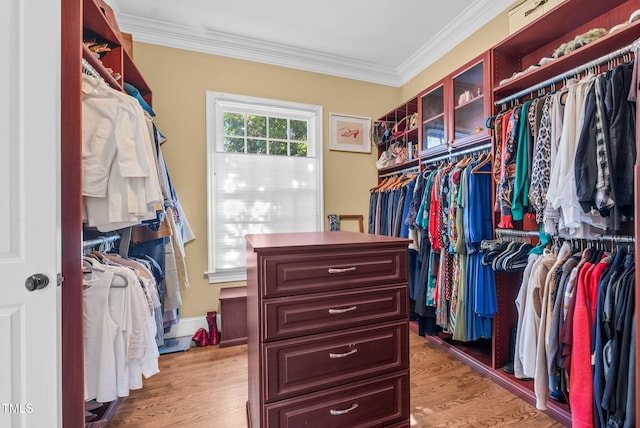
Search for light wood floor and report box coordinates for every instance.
[110,332,565,427]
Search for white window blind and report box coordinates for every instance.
[205,92,323,283]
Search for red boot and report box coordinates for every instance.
[206,311,220,345]
[192,328,210,347]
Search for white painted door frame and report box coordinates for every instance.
[0,0,62,426]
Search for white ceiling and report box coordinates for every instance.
[106,0,516,87]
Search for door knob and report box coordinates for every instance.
[25,273,49,291]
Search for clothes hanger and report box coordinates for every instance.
[471,152,492,173]
[452,155,472,168]
[369,176,391,192]
[85,252,103,262]
[82,258,93,274]
[83,256,128,288]
[388,175,407,189]
[377,174,403,191]
[398,173,418,188]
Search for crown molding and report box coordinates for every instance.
[114,1,512,87]
[116,14,403,86]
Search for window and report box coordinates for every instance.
[205,92,323,283]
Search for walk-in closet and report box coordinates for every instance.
[3,0,638,426]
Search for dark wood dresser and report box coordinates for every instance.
[245,231,411,428]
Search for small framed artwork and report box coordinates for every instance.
[329,113,371,153]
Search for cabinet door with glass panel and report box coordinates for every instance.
[420,82,447,154]
[451,54,490,147]
[418,52,490,156]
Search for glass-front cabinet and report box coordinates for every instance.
[421,84,445,150]
[453,61,486,141]
[418,52,490,156]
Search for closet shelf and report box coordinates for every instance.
[82,43,122,90]
[454,95,483,111]
[123,52,152,104]
[496,0,626,55]
[494,19,640,100]
[378,126,419,147]
[422,112,445,124]
[83,0,121,46]
[82,0,152,103]
[377,158,420,176]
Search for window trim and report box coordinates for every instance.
[205,91,324,283]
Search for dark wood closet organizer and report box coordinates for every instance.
[61,0,153,426]
[376,0,640,425]
[490,1,639,425]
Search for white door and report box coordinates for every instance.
[0,0,62,427]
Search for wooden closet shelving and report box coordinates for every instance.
[62,0,154,425]
[417,51,492,159]
[376,0,639,425]
[375,96,419,174]
[493,0,637,101]
[485,0,639,425]
[82,0,151,99]
[375,52,492,175]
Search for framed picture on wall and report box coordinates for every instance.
[329,113,371,153]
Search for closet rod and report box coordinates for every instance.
[422,142,492,165]
[495,228,540,238]
[81,58,101,80]
[494,37,640,106]
[379,166,420,178]
[82,234,120,250]
[597,234,635,244]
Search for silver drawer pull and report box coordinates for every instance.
[329,348,358,359]
[330,403,359,416]
[328,306,357,315]
[328,267,356,274]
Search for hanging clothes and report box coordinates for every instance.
[512,99,534,221]
[498,108,518,228]
[528,95,553,223]
[82,254,160,403]
[372,154,497,342]
[505,240,635,426]
[495,62,637,237]
[81,74,163,232]
[534,242,572,410]
[546,74,609,237]
[463,158,495,340]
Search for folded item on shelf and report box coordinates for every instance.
[498,64,541,86]
[124,82,155,117]
[552,28,607,58]
[538,56,554,66]
[609,22,628,34]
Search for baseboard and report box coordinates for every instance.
[163,314,220,339]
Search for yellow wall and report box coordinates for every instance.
[133,43,399,317]
[132,8,513,320]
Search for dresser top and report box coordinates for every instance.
[246,231,410,253]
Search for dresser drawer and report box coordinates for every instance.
[264,320,408,402]
[263,284,408,341]
[264,371,409,428]
[261,248,407,297]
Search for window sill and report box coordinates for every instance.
[206,268,246,284]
